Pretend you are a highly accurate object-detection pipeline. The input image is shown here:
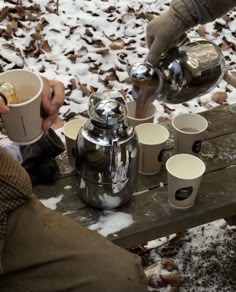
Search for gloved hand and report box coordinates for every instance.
[146,0,236,66]
[146,10,191,66]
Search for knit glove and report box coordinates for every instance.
[146,0,236,66]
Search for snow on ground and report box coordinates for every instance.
[0,1,236,291]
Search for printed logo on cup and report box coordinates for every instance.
[192,140,202,153]
[175,186,193,201]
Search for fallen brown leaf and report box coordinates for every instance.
[169,232,186,244]
[78,82,91,97]
[161,258,178,271]
[110,40,125,50]
[90,85,98,93]
[31,32,41,40]
[77,46,88,57]
[118,89,127,98]
[69,78,77,90]
[212,31,220,37]
[161,103,176,114]
[220,41,232,50]
[5,24,12,35]
[104,6,116,13]
[211,91,228,104]
[160,271,182,286]
[93,39,106,48]
[222,14,231,23]
[67,54,78,63]
[11,19,18,31]
[197,25,206,37]
[0,7,9,21]
[95,48,110,56]
[85,28,93,37]
[41,40,52,52]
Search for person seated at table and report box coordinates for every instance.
[0,77,148,292]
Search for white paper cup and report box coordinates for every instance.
[64,118,86,167]
[166,154,206,209]
[127,100,156,127]
[135,123,169,175]
[0,69,43,145]
[172,113,208,155]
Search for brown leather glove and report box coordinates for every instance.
[146,0,236,66]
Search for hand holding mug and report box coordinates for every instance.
[40,77,65,131]
[0,100,9,114]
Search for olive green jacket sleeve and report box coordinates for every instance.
[172,0,236,26]
[146,0,236,65]
[0,147,32,274]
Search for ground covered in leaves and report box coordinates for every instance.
[133,220,236,291]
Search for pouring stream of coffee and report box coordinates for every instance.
[134,77,159,119]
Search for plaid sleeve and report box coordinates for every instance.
[0,147,33,274]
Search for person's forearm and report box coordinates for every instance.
[171,0,236,27]
[193,0,236,23]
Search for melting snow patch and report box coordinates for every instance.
[40,194,64,210]
[88,211,134,237]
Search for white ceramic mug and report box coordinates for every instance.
[166,153,206,209]
[172,113,208,155]
[135,123,169,175]
[0,69,43,145]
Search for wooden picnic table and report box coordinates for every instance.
[33,103,236,249]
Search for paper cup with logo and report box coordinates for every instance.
[166,154,206,209]
[172,113,208,155]
[127,100,156,127]
[64,118,86,167]
[0,69,43,145]
[135,123,169,175]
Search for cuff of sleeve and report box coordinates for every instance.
[170,0,199,28]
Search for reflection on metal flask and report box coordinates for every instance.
[75,90,139,209]
[129,37,226,104]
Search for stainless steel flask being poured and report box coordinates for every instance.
[129,37,227,104]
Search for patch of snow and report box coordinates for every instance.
[88,211,134,237]
[99,193,121,209]
[40,194,64,210]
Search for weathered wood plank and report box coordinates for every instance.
[33,176,86,212]
[67,165,236,248]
